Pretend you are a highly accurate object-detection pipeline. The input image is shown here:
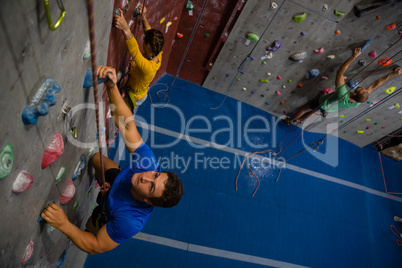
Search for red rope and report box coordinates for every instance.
[379,152,402,195]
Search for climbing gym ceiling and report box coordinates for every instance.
[201,0,402,147]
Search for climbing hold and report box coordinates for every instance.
[366,126,370,129]
[60,179,75,205]
[275,91,281,95]
[300,32,306,36]
[186,0,194,16]
[73,200,79,210]
[237,78,241,80]
[82,40,91,60]
[165,22,172,33]
[305,69,319,79]
[356,130,364,134]
[395,103,400,108]
[70,126,77,139]
[12,170,33,194]
[266,40,282,52]
[385,23,396,30]
[280,101,285,105]
[360,40,371,52]
[265,102,270,105]
[321,76,328,80]
[340,115,344,118]
[160,17,165,24]
[251,57,255,60]
[374,123,378,125]
[288,79,292,82]
[213,77,216,79]
[277,76,282,80]
[313,47,325,54]
[251,91,255,94]
[83,68,111,88]
[334,10,347,17]
[326,55,335,60]
[259,79,269,83]
[335,30,341,35]
[297,83,303,88]
[289,51,307,62]
[378,58,392,66]
[385,87,396,94]
[366,118,371,122]
[176,33,183,38]
[344,131,347,133]
[292,13,307,23]
[347,80,359,90]
[204,33,209,37]
[282,85,286,89]
[226,74,230,77]
[382,126,386,129]
[358,59,366,66]
[242,87,247,91]
[368,50,377,59]
[266,52,273,59]
[376,16,380,20]
[246,33,259,43]
[260,94,264,97]
[340,120,344,123]
[322,88,334,95]
[270,2,278,9]
[0,144,13,179]
[57,250,67,268]
[267,72,271,76]
[174,17,178,21]
[367,101,370,104]
[322,4,328,10]
[55,167,65,184]
[41,132,64,169]
[240,71,245,74]
[283,110,287,114]
[22,78,61,125]
[262,61,267,64]
[72,154,86,181]
[21,239,34,264]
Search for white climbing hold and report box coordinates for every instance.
[270,2,278,9]
[21,240,34,264]
[282,85,286,89]
[12,170,34,194]
[327,55,335,60]
[267,72,271,76]
[242,87,247,91]
[322,4,328,10]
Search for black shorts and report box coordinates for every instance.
[91,168,121,231]
[307,96,327,117]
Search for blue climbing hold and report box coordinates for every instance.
[360,40,371,52]
[22,78,61,125]
[56,250,67,268]
[347,80,359,90]
[305,69,319,79]
[72,154,86,181]
[83,68,109,88]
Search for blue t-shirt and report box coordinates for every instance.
[105,143,161,243]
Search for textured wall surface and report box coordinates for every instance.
[0,0,112,266]
[203,0,402,147]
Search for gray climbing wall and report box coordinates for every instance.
[203,0,402,147]
[0,0,112,266]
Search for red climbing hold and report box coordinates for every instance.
[368,51,377,59]
[21,239,34,264]
[321,76,328,80]
[366,126,370,129]
[378,58,392,66]
[12,170,33,194]
[176,33,183,38]
[41,132,64,169]
[382,126,386,129]
[335,30,340,35]
[277,76,282,80]
[283,110,287,114]
[385,23,396,30]
[60,179,75,205]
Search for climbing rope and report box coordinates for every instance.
[211,0,288,110]
[86,0,106,188]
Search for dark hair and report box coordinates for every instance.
[149,172,183,208]
[355,90,369,103]
[144,29,164,59]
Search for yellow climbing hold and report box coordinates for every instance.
[166,22,172,27]
[160,17,165,24]
[356,130,364,134]
[365,118,371,122]
[385,87,396,94]
[395,103,400,108]
[334,10,347,17]
[340,115,344,118]
[259,79,269,83]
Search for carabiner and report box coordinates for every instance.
[43,0,66,31]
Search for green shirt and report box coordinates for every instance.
[319,84,360,113]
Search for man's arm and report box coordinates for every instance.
[366,67,402,94]
[335,48,362,86]
[41,202,119,254]
[97,66,143,153]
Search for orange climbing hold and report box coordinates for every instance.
[376,16,380,20]
[335,30,340,35]
[280,101,285,105]
[297,83,303,88]
[378,58,392,66]
[176,33,183,38]
[385,23,396,30]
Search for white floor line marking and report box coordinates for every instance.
[136,121,402,202]
[133,232,310,268]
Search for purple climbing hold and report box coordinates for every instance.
[226,74,230,77]
[369,50,377,59]
[300,32,306,36]
[266,40,282,53]
[251,57,255,60]
[251,91,255,94]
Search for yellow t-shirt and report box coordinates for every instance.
[125,28,162,100]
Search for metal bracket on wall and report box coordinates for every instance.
[43,0,66,31]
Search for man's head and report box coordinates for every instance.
[131,171,183,208]
[350,86,369,103]
[144,29,164,59]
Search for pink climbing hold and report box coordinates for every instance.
[12,170,34,194]
[41,132,64,169]
[283,110,287,114]
[368,51,377,59]
[382,126,386,129]
[321,76,328,80]
[322,88,334,95]
[275,90,281,95]
[21,239,34,264]
[60,179,76,205]
[313,47,325,54]
[366,126,370,129]
[277,76,282,80]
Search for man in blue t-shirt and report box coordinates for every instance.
[41,66,183,254]
[285,47,402,124]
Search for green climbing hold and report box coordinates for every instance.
[55,167,66,184]
[334,10,347,17]
[73,200,79,210]
[340,120,344,123]
[288,79,292,82]
[247,33,260,42]
[213,77,216,80]
[344,131,347,133]
[87,188,93,198]
[204,33,210,37]
[292,13,307,23]
[262,61,267,64]
[259,79,269,83]
[237,78,241,81]
[0,144,13,179]
[186,0,194,10]
[366,101,370,104]
[385,87,396,94]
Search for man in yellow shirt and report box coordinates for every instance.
[114,5,164,114]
